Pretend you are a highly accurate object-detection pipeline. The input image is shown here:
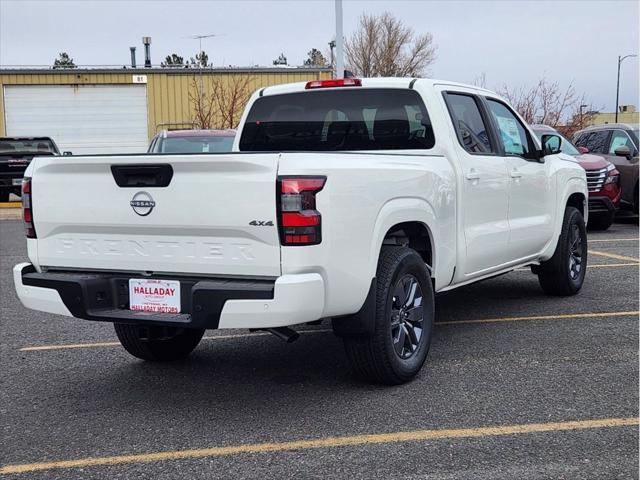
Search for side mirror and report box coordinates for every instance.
[614,145,632,159]
[541,134,562,155]
[577,146,589,154]
[63,151,73,156]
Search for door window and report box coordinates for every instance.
[445,93,493,154]
[608,130,635,154]
[486,100,534,159]
[581,130,609,153]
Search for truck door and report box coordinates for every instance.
[443,92,511,275]
[483,99,554,260]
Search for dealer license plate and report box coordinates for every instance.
[129,279,181,313]
[12,178,22,186]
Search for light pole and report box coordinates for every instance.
[579,104,588,128]
[334,0,344,78]
[615,54,637,123]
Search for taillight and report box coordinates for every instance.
[277,176,326,246]
[22,177,36,238]
[305,78,362,89]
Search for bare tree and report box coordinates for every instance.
[188,75,254,129]
[498,76,595,136]
[188,76,217,129]
[213,75,254,129]
[472,72,487,89]
[345,12,436,77]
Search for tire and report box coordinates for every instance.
[114,324,205,361]
[0,191,9,202]
[587,213,613,231]
[537,206,587,296]
[342,246,434,385]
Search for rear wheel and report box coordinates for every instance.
[114,324,205,361]
[537,206,587,296]
[342,246,434,385]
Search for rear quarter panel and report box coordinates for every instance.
[278,152,456,317]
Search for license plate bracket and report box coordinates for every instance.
[129,279,181,313]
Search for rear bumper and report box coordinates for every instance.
[13,263,325,329]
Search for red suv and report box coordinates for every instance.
[533,125,621,230]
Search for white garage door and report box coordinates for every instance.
[4,85,149,155]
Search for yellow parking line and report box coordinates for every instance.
[0,201,20,208]
[589,238,639,243]
[19,329,334,352]
[588,250,639,262]
[1,417,636,475]
[586,263,639,268]
[21,341,121,351]
[18,312,638,352]
[516,262,639,271]
[436,310,639,326]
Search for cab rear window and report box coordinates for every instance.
[239,89,435,151]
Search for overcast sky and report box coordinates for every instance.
[1,0,638,111]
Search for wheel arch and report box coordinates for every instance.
[540,178,588,261]
[368,198,438,282]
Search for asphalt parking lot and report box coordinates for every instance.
[1,217,638,479]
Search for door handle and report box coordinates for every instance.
[510,169,522,178]
[465,169,480,181]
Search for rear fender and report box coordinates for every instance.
[368,197,438,281]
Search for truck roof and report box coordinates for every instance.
[259,77,495,98]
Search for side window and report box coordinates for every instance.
[609,130,634,154]
[583,130,609,153]
[486,99,534,159]
[445,93,493,154]
[573,133,588,147]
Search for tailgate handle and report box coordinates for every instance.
[111,164,173,188]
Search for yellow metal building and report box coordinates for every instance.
[587,105,639,126]
[0,67,331,154]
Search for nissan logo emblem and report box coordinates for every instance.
[130,191,155,216]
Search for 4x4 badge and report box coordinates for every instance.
[249,220,274,226]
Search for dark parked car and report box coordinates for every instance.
[0,137,61,202]
[533,125,621,230]
[148,129,236,154]
[573,124,639,214]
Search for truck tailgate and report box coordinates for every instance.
[30,154,281,277]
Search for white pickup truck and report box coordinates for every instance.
[14,77,588,384]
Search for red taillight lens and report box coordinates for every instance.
[277,176,326,246]
[22,177,36,238]
[305,78,362,89]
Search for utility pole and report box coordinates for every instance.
[335,0,344,78]
[188,34,223,99]
[615,54,638,123]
